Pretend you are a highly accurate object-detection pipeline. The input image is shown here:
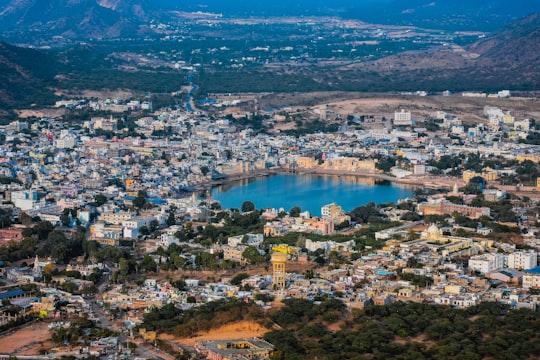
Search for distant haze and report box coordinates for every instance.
[173,0,540,30]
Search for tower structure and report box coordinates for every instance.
[271,252,287,291]
[319,105,327,120]
[33,255,42,279]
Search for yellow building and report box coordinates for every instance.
[223,245,249,264]
[502,114,515,124]
[272,244,300,255]
[295,156,318,169]
[463,168,498,182]
[271,252,287,291]
[125,179,136,188]
[321,203,344,218]
[323,157,376,172]
[517,154,540,163]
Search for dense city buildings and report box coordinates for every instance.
[0,91,539,358]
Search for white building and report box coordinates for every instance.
[413,163,426,175]
[522,268,540,288]
[55,136,76,149]
[507,251,537,271]
[468,253,505,274]
[514,119,530,132]
[321,203,344,218]
[100,211,133,225]
[122,216,156,230]
[497,90,511,98]
[305,239,355,253]
[11,190,38,211]
[159,233,180,248]
[393,109,412,126]
[227,233,264,248]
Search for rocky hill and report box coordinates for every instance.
[0,42,58,116]
[1,0,539,43]
[466,13,540,88]
[338,13,540,92]
[0,0,152,42]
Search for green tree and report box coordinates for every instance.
[141,255,157,273]
[33,221,54,240]
[94,193,107,207]
[230,273,250,285]
[133,190,147,209]
[200,166,210,176]
[289,206,302,217]
[241,201,255,213]
[166,211,176,226]
[139,226,150,236]
[60,214,71,227]
[172,279,187,291]
[242,246,263,265]
[150,219,159,232]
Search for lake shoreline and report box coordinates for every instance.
[205,170,420,213]
[195,166,462,192]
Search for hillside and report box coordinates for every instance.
[0,0,147,42]
[332,13,540,92]
[0,12,538,118]
[0,42,58,117]
[141,297,540,360]
[466,13,540,89]
[469,12,540,62]
[1,0,539,43]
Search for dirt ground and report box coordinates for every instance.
[154,260,316,283]
[161,320,269,347]
[16,108,67,119]
[255,93,540,125]
[0,321,53,355]
[323,95,540,123]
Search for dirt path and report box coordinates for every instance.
[160,320,270,347]
[0,321,53,355]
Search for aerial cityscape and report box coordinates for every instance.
[0,1,539,359]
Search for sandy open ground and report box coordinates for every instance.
[0,321,53,355]
[161,320,269,347]
[256,92,540,125]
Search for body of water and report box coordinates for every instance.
[210,174,414,215]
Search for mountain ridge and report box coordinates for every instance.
[0,42,58,117]
[0,11,538,117]
[1,0,540,42]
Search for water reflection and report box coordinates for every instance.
[210,174,413,214]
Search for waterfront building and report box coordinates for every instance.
[321,203,344,218]
[418,199,490,218]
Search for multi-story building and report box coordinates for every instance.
[394,109,412,126]
[321,203,344,218]
[418,200,490,218]
[507,251,537,270]
[122,216,156,230]
[468,253,505,274]
[522,267,540,288]
[195,338,274,360]
[223,245,248,264]
[100,211,133,225]
[0,228,24,245]
[462,169,498,183]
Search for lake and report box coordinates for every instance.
[210,174,414,216]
